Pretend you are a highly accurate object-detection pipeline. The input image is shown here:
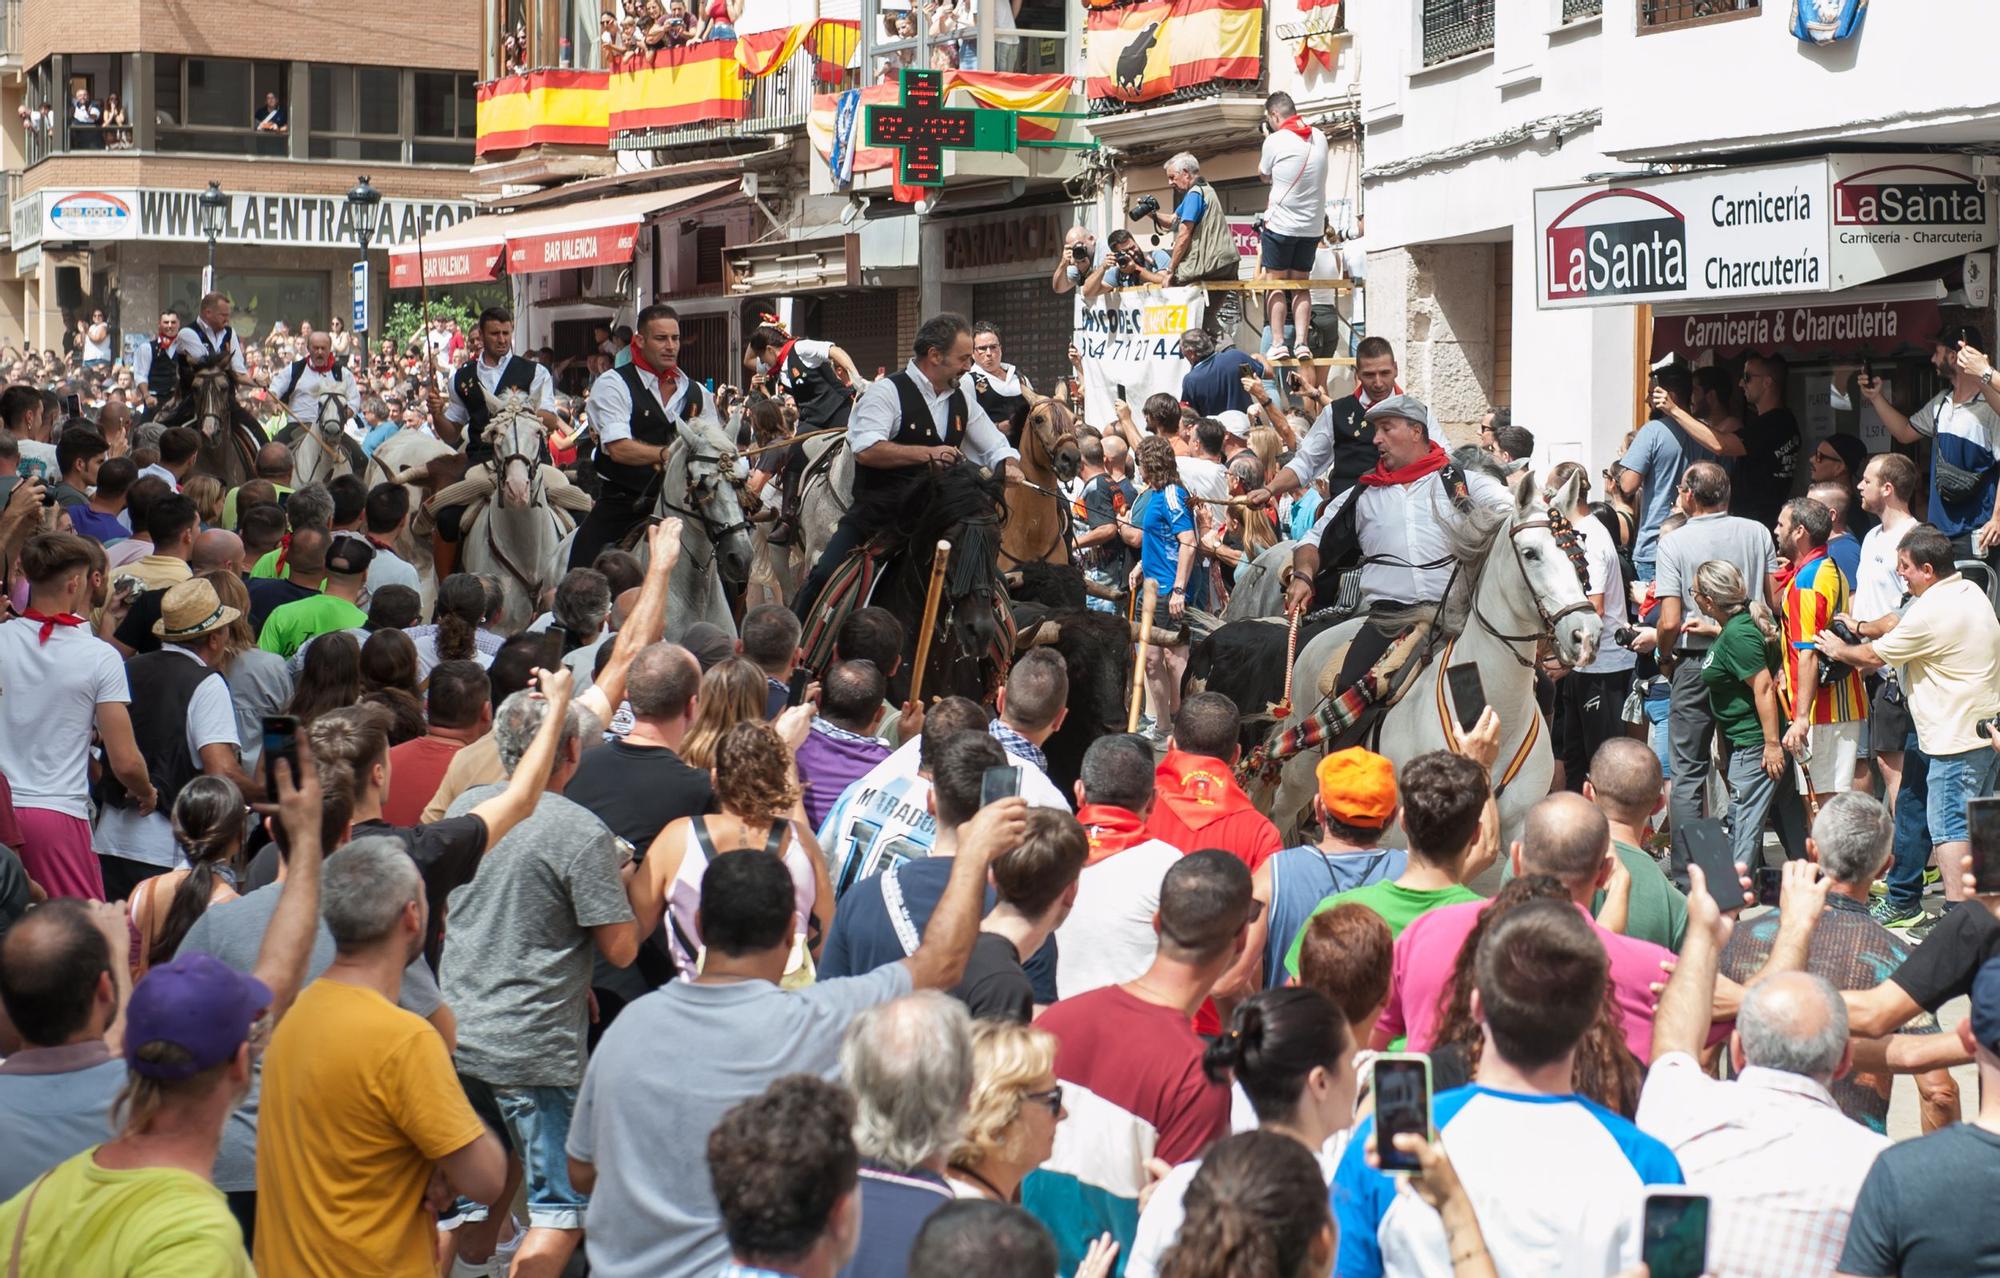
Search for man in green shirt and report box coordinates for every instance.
[1283,749,1496,977]
[258,534,372,660]
[1580,737,1688,951]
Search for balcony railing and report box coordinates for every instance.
[0,0,20,65]
[613,45,852,150]
[1639,0,1758,31]
[1562,0,1603,22]
[1422,0,1495,65]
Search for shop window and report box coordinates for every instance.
[1638,0,1757,32]
[1422,0,1494,66]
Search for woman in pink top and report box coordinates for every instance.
[632,719,832,975]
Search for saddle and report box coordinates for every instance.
[1240,613,1446,785]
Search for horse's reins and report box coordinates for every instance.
[1470,517,1595,669]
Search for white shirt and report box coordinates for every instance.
[365,542,420,596]
[848,360,1019,470]
[1176,456,1229,505]
[136,462,181,492]
[14,439,56,486]
[1578,512,1637,675]
[1258,126,1330,238]
[443,352,555,425]
[876,734,1070,810]
[588,362,703,445]
[1853,513,1915,623]
[1342,237,1368,325]
[0,616,128,818]
[1051,833,1183,1000]
[93,646,239,868]
[960,362,1028,404]
[1129,1140,1343,1278]
[168,318,248,377]
[1635,1052,1887,1278]
[1305,466,1512,606]
[1309,242,1345,307]
[275,359,361,425]
[776,337,833,379]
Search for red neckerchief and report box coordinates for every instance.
[1153,749,1260,833]
[629,340,679,391]
[772,338,798,379]
[1357,440,1450,489]
[21,608,85,646]
[1275,113,1313,140]
[309,354,335,374]
[1356,382,1402,411]
[273,533,293,577]
[366,534,398,555]
[1077,803,1154,866]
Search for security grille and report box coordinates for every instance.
[1422,0,1495,65]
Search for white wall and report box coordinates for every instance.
[1598,1,2000,161]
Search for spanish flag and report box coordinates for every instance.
[1085,0,1262,104]
[476,70,611,155]
[609,43,747,131]
[737,18,861,82]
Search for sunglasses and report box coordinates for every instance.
[1023,1086,1063,1117]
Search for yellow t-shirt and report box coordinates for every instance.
[255,979,486,1278]
[0,1146,251,1277]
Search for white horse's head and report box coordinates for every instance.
[675,409,754,586]
[312,385,350,449]
[482,388,543,510]
[1495,468,1601,669]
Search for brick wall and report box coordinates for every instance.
[22,0,477,70]
[21,155,472,201]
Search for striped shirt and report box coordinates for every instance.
[1782,549,1867,723]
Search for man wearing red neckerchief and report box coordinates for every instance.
[1255,90,1330,372]
[1249,335,1401,512]
[1286,393,1514,693]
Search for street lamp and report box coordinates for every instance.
[196,181,227,284]
[345,176,383,255]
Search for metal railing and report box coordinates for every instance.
[1639,0,1758,30]
[1562,0,1603,22]
[613,46,853,149]
[1422,0,1495,66]
[0,171,19,248]
[0,0,18,61]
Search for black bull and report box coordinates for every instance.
[1184,615,1341,758]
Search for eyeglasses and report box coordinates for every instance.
[1023,1086,1063,1117]
[1815,450,1840,463]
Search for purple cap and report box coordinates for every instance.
[124,953,273,1080]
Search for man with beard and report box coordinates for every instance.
[1860,324,2000,566]
[1247,335,1399,509]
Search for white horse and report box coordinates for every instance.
[289,385,361,489]
[368,425,458,615]
[1261,468,1601,851]
[552,404,755,641]
[797,431,853,578]
[459,396,582,631]
[1221,539,1299,622]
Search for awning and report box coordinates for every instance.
[388,179,740,286]
[1650,281,1947,361]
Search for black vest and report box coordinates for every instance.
[96,649,223,812]
[853,373,966,502]
[278,357,345,404]
[596,364,701,496]
[146,338,180,400]
[455,356,539,463]
[1322,394,1376,498]
[782,344,853,432]
[969,370,1026,436]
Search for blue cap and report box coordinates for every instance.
[123,953,272,1080]
[1970,957,2000,1057]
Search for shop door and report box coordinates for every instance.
[971,278,1072,396]
[677,315,730,392]
[810,291,901,382]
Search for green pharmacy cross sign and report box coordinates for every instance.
[864,69,1016,187]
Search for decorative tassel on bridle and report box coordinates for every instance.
[1545,508,1592,591]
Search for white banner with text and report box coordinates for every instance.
[1073,285,1206,430]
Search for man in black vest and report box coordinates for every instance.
[425,306,560,563]
[93,576,264,900]
[792,313,1020,620]
[569,303,713,567]
[130,311,183,421]
[1248,334,1400,514]
[743,323,866,433]
[155,293,249,433]
[963,321,1034,442]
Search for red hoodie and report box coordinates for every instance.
[1145,748,1282,873]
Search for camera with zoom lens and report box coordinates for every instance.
[1069,242,1091,266]
[1613,625,1639,649]
[1127,193,1160,222]
[1819,619,1862,687]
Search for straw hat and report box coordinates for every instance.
[152,577,241,641]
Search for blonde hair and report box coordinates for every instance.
[681,657,769,770]
[200,569,256,667]
[182,474,225,527]
[1694,559,1780,648]
[948,1020,1059,1172]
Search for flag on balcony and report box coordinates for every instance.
[476,70,611,155]
[1084,0,1263,104]
[609,43,748,131]
[736,18,862,83]
[808,72,1074,175]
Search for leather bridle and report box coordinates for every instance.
[1472,516,1596,667]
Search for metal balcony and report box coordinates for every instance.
[613,47,851,151]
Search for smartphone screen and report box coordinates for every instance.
[786,668,812,708]
[261,714,301,793]
[1444,663,1486,735]
[1969,798,2000,894]
[1675,817,1743,912]
[1640,1191,1710,1278]
[980,765,1022,808]
[1371,1055,1430,1174]
[63,393,80,418]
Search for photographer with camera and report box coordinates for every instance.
[1857,324,2000,565]
[1775,497,1868,797]
[1818,524,2000,910]
[1143,154,1243,342]
[1052,225,1097,296]
[1080,229,1170,303]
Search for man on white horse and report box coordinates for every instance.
[792,313,1019,621]
[425,306,558,570]
[569,303,714,567]
[273,330,361,431]
[1247,334,1400,511]
[1284,394,1512,696]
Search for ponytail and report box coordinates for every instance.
[1158,1132,1329,1278]
[151,777,244,968]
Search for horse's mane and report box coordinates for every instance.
[909,462,1007,601]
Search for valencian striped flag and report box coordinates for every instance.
[610,42,748,131]
[476,70,609,153]
[1084,0,1263,104]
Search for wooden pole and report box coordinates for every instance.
[1127,578,1158,733]
[908,539,952,708]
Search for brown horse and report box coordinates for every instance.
[182,364,264,490]
[999,398,1080,568]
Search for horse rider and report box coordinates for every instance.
[743,321,867,545]
[424,305,559,573]
[1283,394,1511,696]
[792,312,1019,621]
[568,303,713,568]
[154,292,248,430]
[964,321,1034,441]
[273,330,362,437]
[128,311,183,422]
[1246,334,1399,512]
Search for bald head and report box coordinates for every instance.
[1103,435,1129,469]
[256,442,294,483]
[285,525,332,577]
[611,586,642,631]
[625,641,701,722]
[191,528,245,574]
[0,900,114,1047]
[1737,971,1849,1082]
[1517,792,1611,897]
[97,400,132,436]
[1586,738,1664,823]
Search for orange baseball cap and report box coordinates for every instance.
[1315,748,1397,828]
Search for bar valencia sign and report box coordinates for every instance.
[1535,155,1995,310]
